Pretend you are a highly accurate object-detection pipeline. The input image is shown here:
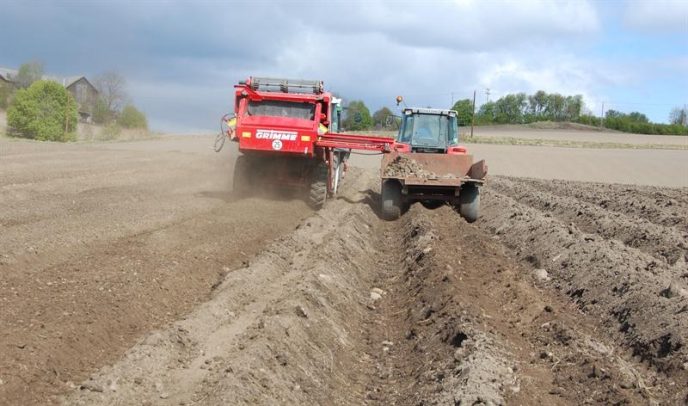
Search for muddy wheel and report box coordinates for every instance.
[381,180,403,220]
[458,184,480,223]
[233,155,253,195]
[309,163,328,209]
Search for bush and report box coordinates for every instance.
[576,114,601,127]
[601,110,688,135]
[117,104,148,129]
[7,80,77,141]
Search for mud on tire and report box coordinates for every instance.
[457,184,480,223]
[381,180,403,220]
[309,163,328,209]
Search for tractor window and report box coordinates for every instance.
[398,114,459,147]
[447,116,459,145]
[247,100,315,120]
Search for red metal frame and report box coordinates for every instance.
[232,78,328,157]
[231,78,396,157]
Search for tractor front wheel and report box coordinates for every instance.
[381,180,403,220]
[457,184,480,223]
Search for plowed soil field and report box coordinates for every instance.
[1,135,687,405]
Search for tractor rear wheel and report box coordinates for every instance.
[458,184,480,223]
[233,155,253,195]
[381,180,403,220]
[309,163,328,209]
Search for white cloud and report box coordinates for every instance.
[292,0,600,52]
[6,0,682,129]
[624,0,688,32]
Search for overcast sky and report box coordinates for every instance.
[1,0,686,132]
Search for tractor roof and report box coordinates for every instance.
[403,107,457,116]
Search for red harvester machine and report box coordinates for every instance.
[224,77,393,208]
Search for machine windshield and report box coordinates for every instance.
[398,113,459,148]
[247,100,315,121]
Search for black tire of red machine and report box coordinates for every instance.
[309,163,328,209]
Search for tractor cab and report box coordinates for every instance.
[396,108,460,154]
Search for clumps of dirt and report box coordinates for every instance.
[490,176,688,266]
[363,208,517,405]
[437,329,515,405]
[62,171,383,405]
[383,155,455,179]
[369,204,675,404]
[516,176,688,233]
[478,180,688,398]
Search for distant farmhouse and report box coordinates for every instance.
[0,67,98,122]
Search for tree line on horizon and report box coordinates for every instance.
[340,91,687,136]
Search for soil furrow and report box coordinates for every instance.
[367,205,671,405]
[511,176,688,233]
[488,176,688,266]
[477,187,688,398]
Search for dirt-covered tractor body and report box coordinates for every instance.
[380,108,487,222]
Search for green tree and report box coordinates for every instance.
[14,61,44,89]
[372,106,394,129]
[545,93,565,120]
[343,100,373,131]
[563,95,583,121]
[528,90,548,116]
[450,99,473,126]
[7,80,77,141]
[118,104,148,129]
[628,111,649,123]
[494,93,527,123]
[475,101,496,124]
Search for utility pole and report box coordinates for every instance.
[600,102,604,128]
[485,88,491,104]
[451,92,455,107]
[471,89,476,138]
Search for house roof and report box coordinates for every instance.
[43,74,91,89]
[0,67,18,82]
[0,67,96,91]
